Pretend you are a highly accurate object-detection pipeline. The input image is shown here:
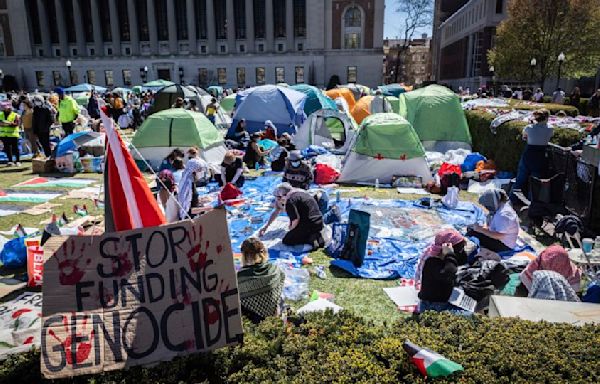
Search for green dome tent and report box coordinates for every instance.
[291,84,338,116]
[131,109,226,171]
[220,93,237,113]
[399,85,471,151]
[147,84,204,115]
[339,113,433,185]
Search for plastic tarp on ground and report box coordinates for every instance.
[291,84,338,116]
[339,113,434,185]
[294,109,356,154]
[131,108,226,170]
[230,85,307,136]
[400,84,472,152]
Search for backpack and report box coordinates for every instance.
[339,209,370,267]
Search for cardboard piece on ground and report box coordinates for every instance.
[0,278,27,299]
[383,286,420,308]
[0,292,43,360]
[40,208,243,379]
[22,202,62,216]
[60,186,102,200]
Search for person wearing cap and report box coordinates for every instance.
[243,132,270,169]
[32,95,54,157]
[219,150,245,188]
[55,87,79,136]
[261,120,278,141]
[0,101,21,166]
[283,150,313,190]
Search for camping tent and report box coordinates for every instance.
[291,84,338,116]
[64,83,107,93]
[147,84,204,115]
[207,85,224,98]
[399,84,472,151]
[229,85,307,136]
[131,109,226,171]
[378,84,410,97]
[142,79,175,92]
[199,95,232,130]
[220,93,237,113]
[325,88,356,112]
[56,131,105,157]
[351,96,393,125]
[339,113,433,185]
[294,109,357,154]
[340,84,371,100]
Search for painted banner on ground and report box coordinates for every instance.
[0,292,43,360]
[41,208,243,379]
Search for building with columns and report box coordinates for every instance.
[0,0,385,91]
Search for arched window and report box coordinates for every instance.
[344,6,362,49]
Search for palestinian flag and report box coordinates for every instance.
[403,340,464,378]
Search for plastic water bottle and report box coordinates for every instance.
[336,190,341,203]
[375,178,379,189]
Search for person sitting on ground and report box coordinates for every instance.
[237,237,285,323]
[205,98,218,124]
[243,133,270,169]
[270,144,288,172]
[187,146,211,186]
[468,189,520,253]
[552,88,565,104]
[219,150,245,188]
[527,270,580,302]
[261,120,278,141]
[172,97,185,109]
[259,183,324,249]
[278,132,296,151]
[159,149,184,172]
[157,169,179,223]
[172,157,185,186]
[177,158,207,219]
[519,245,581,295]
[226,119,250,150]
[533,88,544,103]
[416,229,470,315]
[283,150,313,190]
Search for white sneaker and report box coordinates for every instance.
[6,162,14,167]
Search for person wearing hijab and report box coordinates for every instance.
[157,170,179,223]
[262,120,278,141]
[520,245,581,293]
[177,158,206,219]
[417,229,470,315]
[468,189,520,252]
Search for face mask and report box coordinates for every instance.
[290,161,301,168]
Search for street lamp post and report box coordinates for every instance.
[66,60,72,86]
[144,66,149,82]
[557,52,565,89]
[530,58,536,85]
[489,65,495,96]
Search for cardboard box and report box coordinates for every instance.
[32,158,55,174]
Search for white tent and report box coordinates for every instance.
[294,109,356,154]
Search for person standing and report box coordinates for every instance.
[21,100,37,156]
[588,89,600,117]
[55,87,79,136]
[87,90,100,119]
[205,98,218,124]
[569,87,581,111]
[32,95,53,157]
[0,102,22,166]
[552,88,565,104]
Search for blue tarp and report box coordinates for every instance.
[64,83,107,93]
[55,131,104,157]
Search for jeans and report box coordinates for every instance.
[314,190,340,225]
[2,137,20,163]
[510,145,547,201]
[418,300,472,316]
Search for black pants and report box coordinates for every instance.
[283,222,324,247]
[217,176,245,188]
[62,122,75,136]
[467,229,511,253]
[2,137,20,163]
[37,131,51,157]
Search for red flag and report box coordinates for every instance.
[100,106,165,231]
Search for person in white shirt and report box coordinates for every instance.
[467,189,520,253]
[552,88,565,104]
[370,90,387,113]
[533,88,544,102]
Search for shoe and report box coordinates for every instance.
[6,162,14,167]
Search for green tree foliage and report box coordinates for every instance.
[488,0,600,87]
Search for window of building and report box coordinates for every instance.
[215,0,227,39]
[258,43,264,52]
[125,47,131,55]
[253,0,265,39]
[136,0,150,41]
[72,48,78,56]
[89,48,95,56]
[256,67,265,85]
[293,0,306,37]
[87,70,96,84]
[98,0,112,42]
[220,45,226,53]
[35,71,45,87]
[25,0,42,44]
[105,70,114,86]
[278,43,284,52]
[195,0,207,39]
[55,48,61,57]
[217,68,227,85]
[44,0,59,44]
[79,0,94,43]
[117,0,131,41]
[496,0,503,14]
[175,0,188,40]
[275,67,285,83]
[273,0,286,38]
[198,68,208,87]
[122,70,132,86]
[155,0,169,40]
[234,0,246,39]
[344,6,362,49]
[297,43,303,51]
[107,47,113,55]
[63,0,76,43]
[200,45,207,53]
[237,67,246,87]
[239,44,245,53]
[347,66,357,83]
[70,70,79,85]
[52,71,62,86]
[295,66,304,84]
[38,49,44,57]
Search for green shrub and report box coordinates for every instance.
[2,312,600,383]
[466,110,583,172]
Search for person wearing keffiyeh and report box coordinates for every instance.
[177,158,206,219]
[520,245,581,293]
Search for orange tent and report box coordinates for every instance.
[351,96,374,124]
[325,88,356,111]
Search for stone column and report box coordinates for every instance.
[167,0,177,54]
[147,0,159,54]
[90,0,104,56]
[245,0,254,53]
[108,0,121,55]
[206,0,216,54]
[265,0,274,52]
[226,0,235,53]
[186,0,197,54]
[55,0,69,56]
[72,0,87,56]
[127,0,140,55]
[37,0,52,57]
[286,0,294,51]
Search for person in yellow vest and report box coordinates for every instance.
[0,102,22,166]
[55,87,79,137]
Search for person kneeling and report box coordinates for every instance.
[237,238,286,323]
[259,183,325,250]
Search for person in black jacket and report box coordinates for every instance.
[31,95,53,157]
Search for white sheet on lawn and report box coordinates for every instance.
[297,298,343,314]
[0,293,42,360]
[467,179,512,194]
[383,286,420,308]
[0,209,21,217]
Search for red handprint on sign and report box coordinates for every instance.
[48,314,94,365]
[57,240,91,285]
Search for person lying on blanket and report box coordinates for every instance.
[467,189,520,253]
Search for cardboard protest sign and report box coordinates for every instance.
[0,292,43,360]
[41,208,243,379]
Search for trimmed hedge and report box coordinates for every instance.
[540,97,590,115]
[466,110,583,172]
[2,312,600,383]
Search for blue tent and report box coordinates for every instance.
[378,84,408,97]
[290,84,337,116]
[56,131,104,157]
[207,86,224,98]
[229,85,307,136]
[64,83,107,93]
